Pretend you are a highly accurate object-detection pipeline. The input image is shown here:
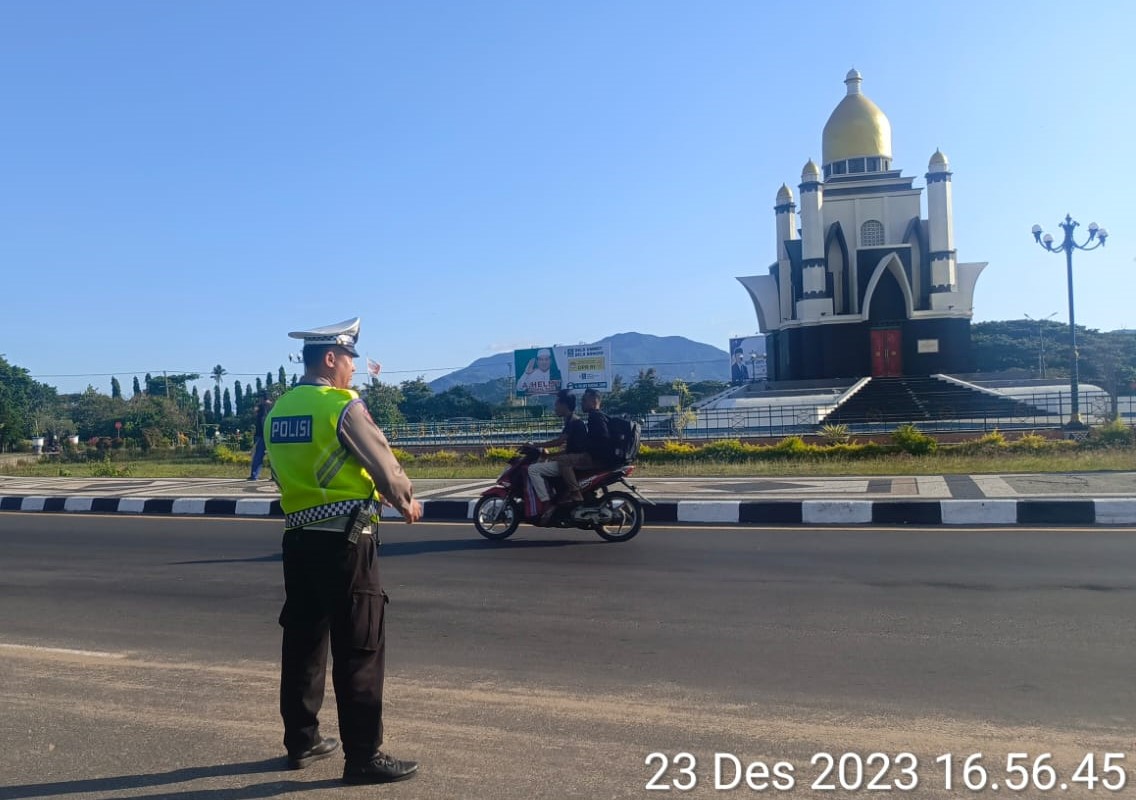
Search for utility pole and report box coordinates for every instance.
[1024,312,1057,378]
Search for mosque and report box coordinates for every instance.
[738,69,984,382]
[685,70,1096,428]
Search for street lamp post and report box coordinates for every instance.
[1031,214,1108,428]
[1024,311,1057,378]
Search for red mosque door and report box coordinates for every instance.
[870,329,902,377]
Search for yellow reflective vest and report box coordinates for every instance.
[264,384,379,529]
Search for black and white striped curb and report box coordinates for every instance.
[2,496,1136,525]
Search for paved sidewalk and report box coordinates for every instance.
[2,473,1135,526]
[1,472,1134,501]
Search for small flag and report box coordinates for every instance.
[367,358,382,379]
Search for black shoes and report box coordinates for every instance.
[288,738,418,784]
[287,736,340,770]
[342,751,420,784]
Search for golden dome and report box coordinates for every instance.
[776,183,794,204]
[928,148,950,171]
[822,70,893,166]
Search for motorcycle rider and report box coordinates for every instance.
[530,388,619,523]
[528,390,588,522]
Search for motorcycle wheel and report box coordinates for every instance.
[473,495,520,540]
[593,491,643,542]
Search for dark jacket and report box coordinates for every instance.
[585,409,612,463]
[254,404,270,442]
[562,415,588,454]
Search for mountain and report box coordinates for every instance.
[428,332,735,392]
[428,354,514,392]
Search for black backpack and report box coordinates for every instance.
[603,414,641,465]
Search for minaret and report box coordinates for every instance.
[797,159,833,319]
[774,183,796,261]
[926,149,957,305]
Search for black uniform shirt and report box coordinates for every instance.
[562,415,588,454]
[585,409,611,463]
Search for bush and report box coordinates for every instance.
[948,430,1007,456]
[814,441,886,460]
[390,447,416,463]
[484,446,516,462]
[90,456,133,477]
[420,450,460,464]
[1008,432,1057,452]
[639,437,908,463]
[891,424,937,455]
[212,445,251,465]
[771,436,809,457]
[698,439,753,462]
[819,423,852,444]
[639,442,697,464]
[1084,419,1134,449]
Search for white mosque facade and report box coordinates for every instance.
[738,70,986,382]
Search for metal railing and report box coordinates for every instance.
[386,418,564,448]
[383,391,1133,447]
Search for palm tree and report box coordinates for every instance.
[211,365,227,415]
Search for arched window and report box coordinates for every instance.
[861,220,885,247]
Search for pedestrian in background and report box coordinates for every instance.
[248,399,273,480]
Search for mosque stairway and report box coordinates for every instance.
[821,376,1051,425]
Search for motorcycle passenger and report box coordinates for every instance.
[579,388,616,472]
[528,389,588,522]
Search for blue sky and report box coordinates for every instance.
[2,1,1133,395]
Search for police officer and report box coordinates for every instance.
[264,317,423,785]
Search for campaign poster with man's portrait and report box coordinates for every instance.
[514,347,562,396]
[728,336,766,385]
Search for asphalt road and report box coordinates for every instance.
[2,514,1135,799]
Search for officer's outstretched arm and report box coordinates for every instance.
[339,400,422,523]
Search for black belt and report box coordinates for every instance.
[303,503,376,544]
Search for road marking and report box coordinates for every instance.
[890,477,919,495]
[171,498,208,515]
[913,475,948,497]
[2,511,1133,534]
[0,642,127,659]
[373,520,1136,534]
[415,480,496,498]
[235,498,274,516]
[972,475,1017,497]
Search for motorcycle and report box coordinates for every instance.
[472,446,649,542]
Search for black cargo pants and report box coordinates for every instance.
[279,528,387,763]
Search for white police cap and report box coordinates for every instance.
[288,317,361,357]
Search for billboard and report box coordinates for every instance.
[514,343,613,396]
[728,336,767,385]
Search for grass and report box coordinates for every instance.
[0,457,252,480]
[629,450,1136,477]
[4,449,1131,480]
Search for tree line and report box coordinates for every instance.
[0,361,300,452]
[358,371,725,429]
[1,321,1133,451]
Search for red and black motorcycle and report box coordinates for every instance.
[472,446,648,542]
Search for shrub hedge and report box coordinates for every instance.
[224,423,1131,469]
[630,427,1107,464]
